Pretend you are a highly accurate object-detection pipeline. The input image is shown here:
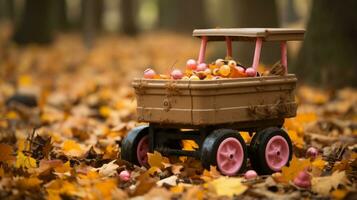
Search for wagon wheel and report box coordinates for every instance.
[249,127,293,175]
[121,125,150,167]
[201,129,247,176]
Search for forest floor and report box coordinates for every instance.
[0,32,356,200]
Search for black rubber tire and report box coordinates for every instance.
[201,129,247,176]
[120,125,149,166]
[249,127,293,175]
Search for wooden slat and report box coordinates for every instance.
[192,28,305,41]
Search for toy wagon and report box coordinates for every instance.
[121,28,305,175]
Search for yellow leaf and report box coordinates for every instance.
[287,130,304,149]
[46,180,78,199]
[94,178,117,198]
[312,171,347,196]
[240,132,251,143]
[208,177,247,197]
[5,111,19,120]
[15,152,37,169]
[17,138,27,152]
[311,157,327,170]
[171,183,185,193]
[17,177,42,189]
[62,140,84,157]
[147,166,161,175]
[147,151,170,169]
[99,106,111,118]
[296,112,317,123]
[182,140,198,151]
[281,156,310,182]
[18,74,32,86]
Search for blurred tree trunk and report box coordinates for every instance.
[233,0,280,66]
[120,0,138,35]
[81,0,103,48]
[0,0,15,22]
[13,0,55,44]
[284,0,299,24]
[54,0,68,31]
[158,0,207,32]
[295,0,357,87]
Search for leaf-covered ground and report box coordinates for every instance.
[0,31,356,200]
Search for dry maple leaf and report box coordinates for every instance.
[208,177,247,197]
[280,156,310,182]
[311,171,348,196]
[147,151,170,169]
[132,171,157,196]
[97,160,119,177]
[201,166,221,182]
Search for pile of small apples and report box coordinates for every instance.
[143,58,257,80]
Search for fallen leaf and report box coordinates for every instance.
[132,171,157,196]
[201,166,221,182]
[0,143,15,162]
[93,178,118,199]
[17,177,42,189]
[170,183,185,193]
[287,130,304,149]
[62,140,85,157]
[16,152,37,169]
[281,156,310,182]
[331,189,348,200]
[311,171,347,196]
[208,177,247,197]
[311,156,327,170]
[182,140,198,151]
[182,186,204,200]
[147,151,170,169]
[156,175,177,187]
[54,161,71,174]
[97,160,119,177]
[170,164,183,175]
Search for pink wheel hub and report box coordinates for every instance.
[216,137,244,175]
[136,135,149,167]
[265,135,290,171]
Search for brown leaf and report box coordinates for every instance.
[0,143,15,162]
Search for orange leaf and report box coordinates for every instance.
[281,156,310,182]
[0,143,15,162]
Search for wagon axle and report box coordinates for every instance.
[121,124,293,175]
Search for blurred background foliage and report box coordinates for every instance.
[0,0,356,87]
